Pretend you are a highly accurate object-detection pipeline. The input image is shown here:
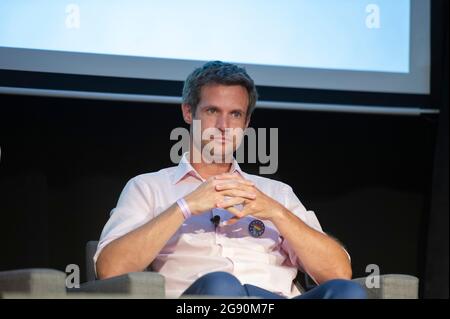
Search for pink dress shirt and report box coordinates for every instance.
[94,153,329,298]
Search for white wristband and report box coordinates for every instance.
[176,198,192,220]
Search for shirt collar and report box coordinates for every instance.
[171,152,244,184]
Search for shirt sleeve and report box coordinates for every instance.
[93,176,154,270]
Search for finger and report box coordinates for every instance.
[217,189,256,200]
[224,216,240,226]
[214,174,253,184]
[223,207,252,225]
[216,179,255,187]
[215,181,254,191]
[216,196,248,208]
[224,207,244,225]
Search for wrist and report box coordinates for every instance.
[183,195,199,216]
[269,204,289,224]
[176,198,192,219]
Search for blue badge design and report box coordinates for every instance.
[248,219,265,237]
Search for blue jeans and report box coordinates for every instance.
[182,271,367,299]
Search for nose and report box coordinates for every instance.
[215,115,229,132]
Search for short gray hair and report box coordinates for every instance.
[182,61,258,118]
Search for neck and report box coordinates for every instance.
[189,146,233,180]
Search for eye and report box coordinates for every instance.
[206,108,217,114]
[231,111,243,118]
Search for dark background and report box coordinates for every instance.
[0,0,447,298]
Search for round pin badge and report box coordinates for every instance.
[248,219,265,237]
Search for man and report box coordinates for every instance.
[94,61,366,299]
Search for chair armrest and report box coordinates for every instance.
[75,271,165,298]
[85,240,98,282]
[0,268,67,298]
[352,274,419,299]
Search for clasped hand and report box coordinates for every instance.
[184,173,284,224]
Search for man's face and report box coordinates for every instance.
[182,84,250,162]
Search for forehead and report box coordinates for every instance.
[198,84,249,109]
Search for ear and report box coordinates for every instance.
[181,103,193,124]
